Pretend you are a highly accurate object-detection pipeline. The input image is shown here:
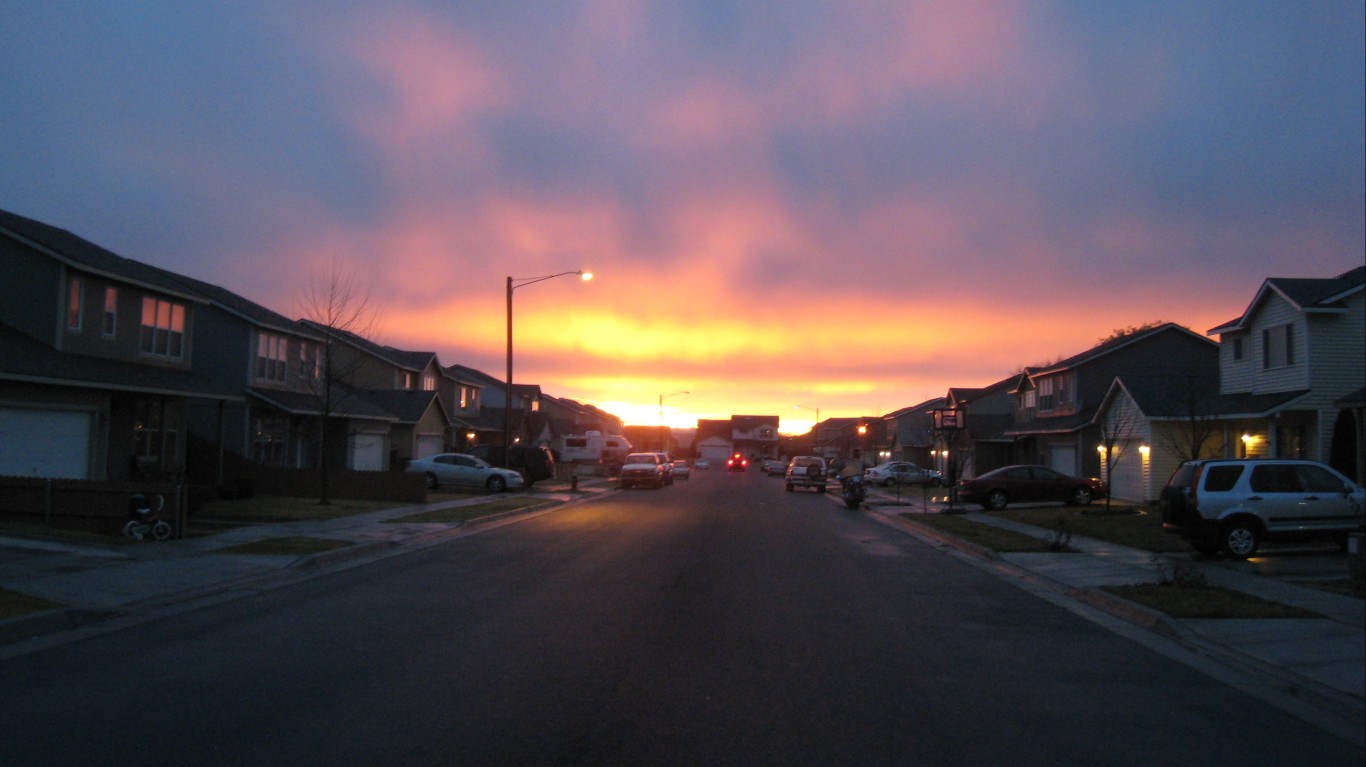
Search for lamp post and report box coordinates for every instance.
[794,404,820,445]
[504,270,592,465]
[659,391,690,452]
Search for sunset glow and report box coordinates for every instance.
[3,3,1361,431]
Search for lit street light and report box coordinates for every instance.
[504,270,592,465]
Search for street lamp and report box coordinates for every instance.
[504,270,592,465]
[659,391,690,451]
[794,404,820,444]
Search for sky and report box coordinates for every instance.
[3,1,1363,433]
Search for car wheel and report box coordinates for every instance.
[882,478,895,487]
[1221,520,1260,559]
[1069,487,1093,506]
[621,481,631,490]
[425,473,440,490]
[985,490,1008,510]
[486,475,507,493]
[817,485,826,493]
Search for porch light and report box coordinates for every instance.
[1139,445,1150,456]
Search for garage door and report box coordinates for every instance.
[0,407,92,479]
[1048,446,1076,476]
[349,432,386,471]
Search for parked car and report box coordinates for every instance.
[694,459,711,470]
[407,453,525,492]
[620,452,670,489]
[467,445,555,486]
[761,459,786,476]
[726,452,749,472]
[785,456,828,493]
[957,465,1106,510]
[864,461,943,487]
[1160,458,1364,558]
[671,460,692,480]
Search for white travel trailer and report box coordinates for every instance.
[557,432,633,466]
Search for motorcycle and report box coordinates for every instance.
[840,473,868,509]
[123,493,172,541]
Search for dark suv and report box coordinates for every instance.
[468,445,555,487]
[1160,458,1364,558]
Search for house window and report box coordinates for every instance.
[403,372,415,389]
[1022,390,1036,409]
[459,386,469,409]
[255,333,288,382]
[1038,377,1055,411]
[139,297,185,358]
[67,277,84,331]
[422,373,436,391]
[102,287,118,337]
[1262,324,1295,369]
[1232,337,1245,361]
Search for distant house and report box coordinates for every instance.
[693,419,735,463]
[0,209,241,481]
[935,379,1018,482]
[1204,266,1365,482]
[1006,323,1219,479]
[882,397,946,466]
[1093,374,1223,502]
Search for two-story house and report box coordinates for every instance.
[1205,266,1364,482]
[0,208,240,481]
[881,397,946,467]
[1006,323,1218,479]
[933,379,1018,481]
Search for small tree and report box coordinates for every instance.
[1096,389,1145,514]
[1155,375,1222,463]
[298,259,381,505]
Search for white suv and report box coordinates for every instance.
[1160,458,1364,558]
[785,456,828,493]
[620,453,669,490]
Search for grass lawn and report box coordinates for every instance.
[1102,583,1322,619]
[214,536,355,556]
[991,503,1190,552]
[0,587,63,620]
[384,497,557,524]
[903,513,1075,553]
[193,496,401,524]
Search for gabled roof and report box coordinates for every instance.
[1029,323,1211,378]
[297,319,438,373]
[446,364,503,389]
[883,397,948,420]
[0,321,241,401]
[362,389,447,425]
[1096,376,1309,423]
[248,386,397,421]
[731,415,779,432]
[156,269,322,340]
[1208,266,1365,335]
[0,208,207,304]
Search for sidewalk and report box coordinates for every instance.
[857,484,1364,744]
[0,477,613,648]
[3,476,1362,743]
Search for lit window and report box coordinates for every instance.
[67,277,84,331]
[255,333,288,382]
[422,373,436,391]
[102,287,118,337]
[139,297,185,358]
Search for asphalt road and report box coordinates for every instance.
[1,469,1361,765]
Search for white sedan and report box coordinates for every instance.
[407,453,524,492]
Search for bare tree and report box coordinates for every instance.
[1154,375,1222,463]
[298,259,382,505]
[1096,389,1146,514]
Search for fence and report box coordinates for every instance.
[0,477,188,536]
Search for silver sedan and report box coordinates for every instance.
[407,453,525,492]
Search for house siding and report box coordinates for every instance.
[1246,294,1309,394]
[1306,291,1365,459]
[1218,330,1255,394]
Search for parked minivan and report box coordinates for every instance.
[1160,458,1364,558]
